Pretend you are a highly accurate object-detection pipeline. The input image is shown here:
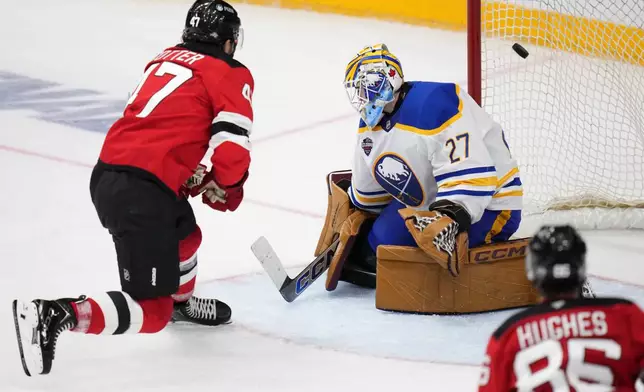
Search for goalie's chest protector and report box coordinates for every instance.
[355,82,465,209]
[357,125,436,209]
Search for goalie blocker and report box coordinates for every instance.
[315,170,540,314]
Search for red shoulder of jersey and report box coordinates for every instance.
[168,42,254,187]
[490,297,636,341]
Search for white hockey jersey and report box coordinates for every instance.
[347,82,523,224]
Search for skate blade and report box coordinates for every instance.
[12,300,44,376]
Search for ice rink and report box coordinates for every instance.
[1,0,643,390]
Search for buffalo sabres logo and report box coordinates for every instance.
[374,154,424,206]
[361,137,373,156]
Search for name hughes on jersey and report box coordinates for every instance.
[152,49,205,65]
[517,310,608,349]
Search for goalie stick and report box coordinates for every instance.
[250,236,340,302]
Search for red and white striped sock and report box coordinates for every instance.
[71,293,173,335]
[172,226,202,303]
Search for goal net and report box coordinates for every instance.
[467,0,644,229]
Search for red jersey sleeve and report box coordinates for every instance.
[204,65,254,187]
[479,335,512,392]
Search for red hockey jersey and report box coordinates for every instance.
[99,42,254,194]
[478,297,644,391]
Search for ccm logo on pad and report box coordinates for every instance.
[473,244,526,263]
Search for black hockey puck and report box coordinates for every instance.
[512,43,529,59]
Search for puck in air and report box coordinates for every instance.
[512,43,529,59]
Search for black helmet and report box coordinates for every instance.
[182,0,242,55]
[526,225,587,297]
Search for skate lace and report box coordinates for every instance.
[42,306,75,359]
[186,297,217,321]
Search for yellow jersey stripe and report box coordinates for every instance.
[493,190,524,198]
[358,125,383,134]
[497,167,519,188]
[439,176,498,189]
[485,210,512,244]
[353,192,393,204]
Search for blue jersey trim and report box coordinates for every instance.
[436,189,496,197]
[502,177,523,188]
[434,166,496,183]
[356,188,389,196]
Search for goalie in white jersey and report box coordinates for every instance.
[317,44,524,287]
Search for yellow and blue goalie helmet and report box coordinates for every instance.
[344,44,404,129]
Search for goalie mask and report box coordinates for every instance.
[344,44,404,129]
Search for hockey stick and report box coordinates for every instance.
[250,237,340,302]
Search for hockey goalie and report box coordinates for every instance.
[314,44,591,314]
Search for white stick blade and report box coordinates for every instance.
[250,236,289,289]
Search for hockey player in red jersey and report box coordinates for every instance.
[12,0,253,376]
[478,225,644,391]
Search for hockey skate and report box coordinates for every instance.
[12,297,81,376]
[171,296,231,326]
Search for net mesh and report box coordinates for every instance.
[480,0,644,229]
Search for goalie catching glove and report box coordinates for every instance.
[180,164,247,212]
[398,200,471,277]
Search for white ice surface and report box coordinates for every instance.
[0,1,643,391]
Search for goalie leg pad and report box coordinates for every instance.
[375,238,539,314]
[325,210,373,291]
[314,170,353,256]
